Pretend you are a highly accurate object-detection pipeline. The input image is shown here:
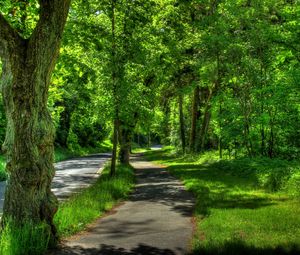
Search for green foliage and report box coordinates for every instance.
[54,164,134,237]
[0,0,297,159]
[0,155,7,181]
[0,0,39,38]
[54,141,112,162]
[149,0,300,159]
[0,220,50,255]
[144,148,300,254]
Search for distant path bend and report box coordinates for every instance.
[54,154,195,255]
[0,153,112,214]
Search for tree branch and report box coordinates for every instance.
[0,13,16,41]
[29,0,71,54]
[0,13,22,55]
[32,0,71,41]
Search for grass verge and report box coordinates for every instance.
[144,148,300,255]
[54,164,134,237]
[0,221,51,255]
[0,164,134,255]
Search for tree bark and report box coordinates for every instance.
[178,94,186,153]
[197,89,212,152]
[189,86,200,152]
[218,102,223,159]
[0,0,71,242]
[198,106,212,152]
[119,126,132,165]
[267,110,277,159]
[56,100,73,147]
[110,0,119,176]
[148,130,151,149]
[110,118,119,176]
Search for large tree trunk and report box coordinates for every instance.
[189,86,200,152]
[0,0,71,242]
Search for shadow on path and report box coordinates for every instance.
[53,154,195,255]
[52,244,177,255]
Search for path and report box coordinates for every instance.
[53,154,195,255]
[0,153,111,213]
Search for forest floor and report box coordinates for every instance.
[0,153,111,214]
[51,154,195,255]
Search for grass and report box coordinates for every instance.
[54,163,134,237]
[144,148,300,255]
[0,221,51,255]
[0,163,134,255]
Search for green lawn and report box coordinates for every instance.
[144,148,300,255]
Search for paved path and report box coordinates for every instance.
[53,154,195,255]
[0,153,111,213]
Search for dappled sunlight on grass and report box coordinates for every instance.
[144,148,300,255]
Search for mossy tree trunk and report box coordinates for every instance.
[0,0,71,242]
[178,94,186,153]
[197,89,213,152]
[119,126,132,165]
[110,0,119,176]
[189,86,200,152]
[119,114,137,165]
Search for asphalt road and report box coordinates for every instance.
[0,153,111,214]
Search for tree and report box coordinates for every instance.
[0,0,71,242]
